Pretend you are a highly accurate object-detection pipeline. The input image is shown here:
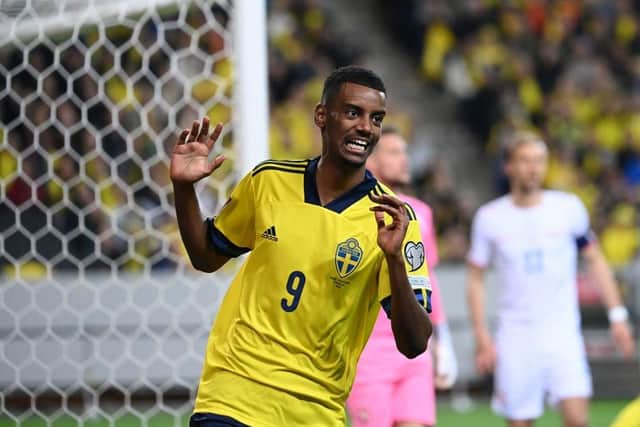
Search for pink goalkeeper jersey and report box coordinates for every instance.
[348,194,443,425]
[360,194,445,350]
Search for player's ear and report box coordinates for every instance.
[314,103,326,129]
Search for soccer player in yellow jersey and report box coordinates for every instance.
[170,66,433,427]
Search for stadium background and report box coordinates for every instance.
[1,0,639,425]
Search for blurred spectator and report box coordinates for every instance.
[600,203,640,268]
[415,159,473,263]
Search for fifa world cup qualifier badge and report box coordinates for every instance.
[404,241,425,272]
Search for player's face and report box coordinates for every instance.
[315,82,386,168]
[506,141,548,193]
[367,133,410,186]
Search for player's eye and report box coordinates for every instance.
[345,109,358,119]
[372,114,384,126]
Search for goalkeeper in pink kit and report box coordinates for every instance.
[347,128,458,427]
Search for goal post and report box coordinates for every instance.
[0,0,268,425]
[232,0,269,175]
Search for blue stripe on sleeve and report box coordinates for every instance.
[576,230,595,251]
[205,218,251,258]
[379,288,432,319]
[415,288,432,314]
[380,296,392,319]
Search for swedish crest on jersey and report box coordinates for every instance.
[335,238,363,278]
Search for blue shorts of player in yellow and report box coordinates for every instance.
[190,413,249,427]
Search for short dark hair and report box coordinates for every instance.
[321,65,386,104]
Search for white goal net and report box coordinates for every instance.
[0,1,258,425]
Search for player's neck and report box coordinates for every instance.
[510,188,543,207]
[316,159,366,206]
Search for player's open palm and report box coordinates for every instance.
[170,117,225,184]
[370,194,409,256]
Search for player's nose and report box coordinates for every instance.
[355,115,373,136]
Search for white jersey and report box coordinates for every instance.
[468,190,591,330]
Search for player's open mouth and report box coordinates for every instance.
[345,138,370,154]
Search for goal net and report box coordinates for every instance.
[0,1,260,425]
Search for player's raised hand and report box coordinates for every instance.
[610,320,636,359]
[370,193,409,257]
[170,117,225,184]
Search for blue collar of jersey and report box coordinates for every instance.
[304,156,378,213]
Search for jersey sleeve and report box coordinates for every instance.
[205,172,255,257]
[378,218,432,318]
[416,202,444,322]
[569,194,594,250]
[467,207,492,268]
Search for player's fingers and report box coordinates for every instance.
[481,358,493,374]
[624,340,636,358]
[373,210,385,229]
[206,123,224,149]
[206,155,226,174]
[177,129,190,145]
[197,116,210,143]
[370,204,402,220]
[621,332,636,358]
[612,323,636,358]
[188,120,200,142]
[477,350,494,374]
[372,205,408,229]
[475,356,486,374]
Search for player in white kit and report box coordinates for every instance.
[466,133,635,427]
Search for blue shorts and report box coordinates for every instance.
[189,413,249,427]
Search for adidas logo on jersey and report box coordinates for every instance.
[261,226,278,241]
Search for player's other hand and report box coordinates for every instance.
[475,335,496,375]
[434,339,458,390]
[370,193,409,257]
[170,117,225,184]
[610,320,636,359]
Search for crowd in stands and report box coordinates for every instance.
[379,0,640,268]
[10,0,631,274]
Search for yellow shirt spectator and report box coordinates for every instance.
[600,204,639,268]
[421,21,455,82]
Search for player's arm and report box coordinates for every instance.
[580,240,636,358]
[466,207,496,374]
[467,262,495,373]
[171,117,230,273]
[371,193,432,359]
[570,195,635,358]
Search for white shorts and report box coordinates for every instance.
[491,325,592,420]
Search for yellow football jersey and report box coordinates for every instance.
[194,157,432,427]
